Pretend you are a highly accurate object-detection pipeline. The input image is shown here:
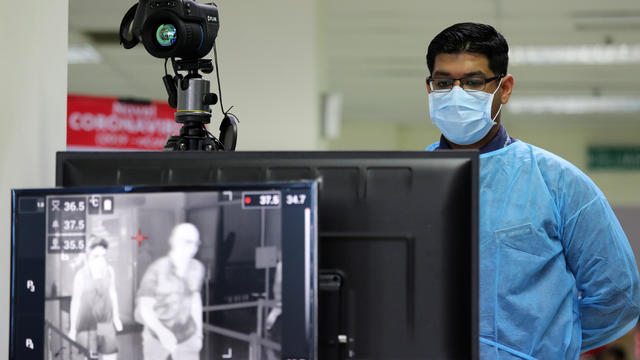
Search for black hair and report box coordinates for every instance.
[87,235,109,250]
[426,22,509,76]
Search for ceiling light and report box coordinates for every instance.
[68,44,102,64]
[509,44,640,65]
[506,96,640,114]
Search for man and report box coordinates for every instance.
[425,23,640,359]
[265,257,282,360]
[135,223,205,360]
[68,235,123,360]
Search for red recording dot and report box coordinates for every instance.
[244,196,252,205]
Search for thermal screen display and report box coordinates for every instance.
[11,183,317,360]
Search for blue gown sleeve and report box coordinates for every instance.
[560,173,640,352]
[425,142,440,151]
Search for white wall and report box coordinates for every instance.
[0,1,69,357]
[213,0,320,150]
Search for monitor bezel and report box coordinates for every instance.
[55,150,479,359]
[11,181,318,360]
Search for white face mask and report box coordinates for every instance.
[428,80,502,145]
[88,254,107,278]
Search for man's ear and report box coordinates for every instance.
[426,76,432,94]
[500,74,514,104]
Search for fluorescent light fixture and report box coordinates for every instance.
[68,44,102,64]
[574,14,640,31]
[322,92,343,139]
[506,96,640,114]
[509,44,640,65]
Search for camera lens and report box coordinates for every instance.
[155,24,177,47]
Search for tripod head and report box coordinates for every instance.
[162,58,238,151]
[119,0,237,152]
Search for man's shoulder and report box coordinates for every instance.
[527,143,589,178]
[516,141,603,199]
[137,257,171,296]
[188,258,205,275]
[507,141,582,175]
[145,256,172,274]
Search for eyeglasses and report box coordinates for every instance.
[427,74,503,93]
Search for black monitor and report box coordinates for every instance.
[11,182,318,360]
[56,151,479,359]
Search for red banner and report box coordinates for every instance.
[67,94,181,151]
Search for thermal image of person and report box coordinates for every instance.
[265,258,282,360]
[68,235,123,360]
[135,222,205,360]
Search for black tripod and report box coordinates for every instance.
[163,58,237,151]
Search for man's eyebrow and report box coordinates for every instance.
[432,71,450,77]
[431,70,487,78]
[463,71,485,77]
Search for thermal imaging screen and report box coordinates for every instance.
[11,183,317,360]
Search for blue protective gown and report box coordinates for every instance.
[428,140,640,359]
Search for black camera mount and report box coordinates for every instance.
[119,0,237,152]
[162,58,237,151]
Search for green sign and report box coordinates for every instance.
[588,146,640,170]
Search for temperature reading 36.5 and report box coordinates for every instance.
[63,200,85,212]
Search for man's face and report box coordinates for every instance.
[170,224,201,261]
[427,52,508,125]
[88,246,107,272]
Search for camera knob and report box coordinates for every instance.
[203,93,218,105]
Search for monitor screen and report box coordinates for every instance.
[56,151,479,359]
[11,183,317,360]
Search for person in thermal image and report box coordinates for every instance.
[68,235,123,360]
[265,258,282,360]
[135,222,205,360]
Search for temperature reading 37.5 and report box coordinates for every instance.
[259,194,280,206]
[63,219,86,231]
[242,192,282,209]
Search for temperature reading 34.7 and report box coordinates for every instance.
[286,194,307,205]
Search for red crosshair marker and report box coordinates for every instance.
[131,229,148,247]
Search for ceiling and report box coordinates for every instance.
[68,0,640,124]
